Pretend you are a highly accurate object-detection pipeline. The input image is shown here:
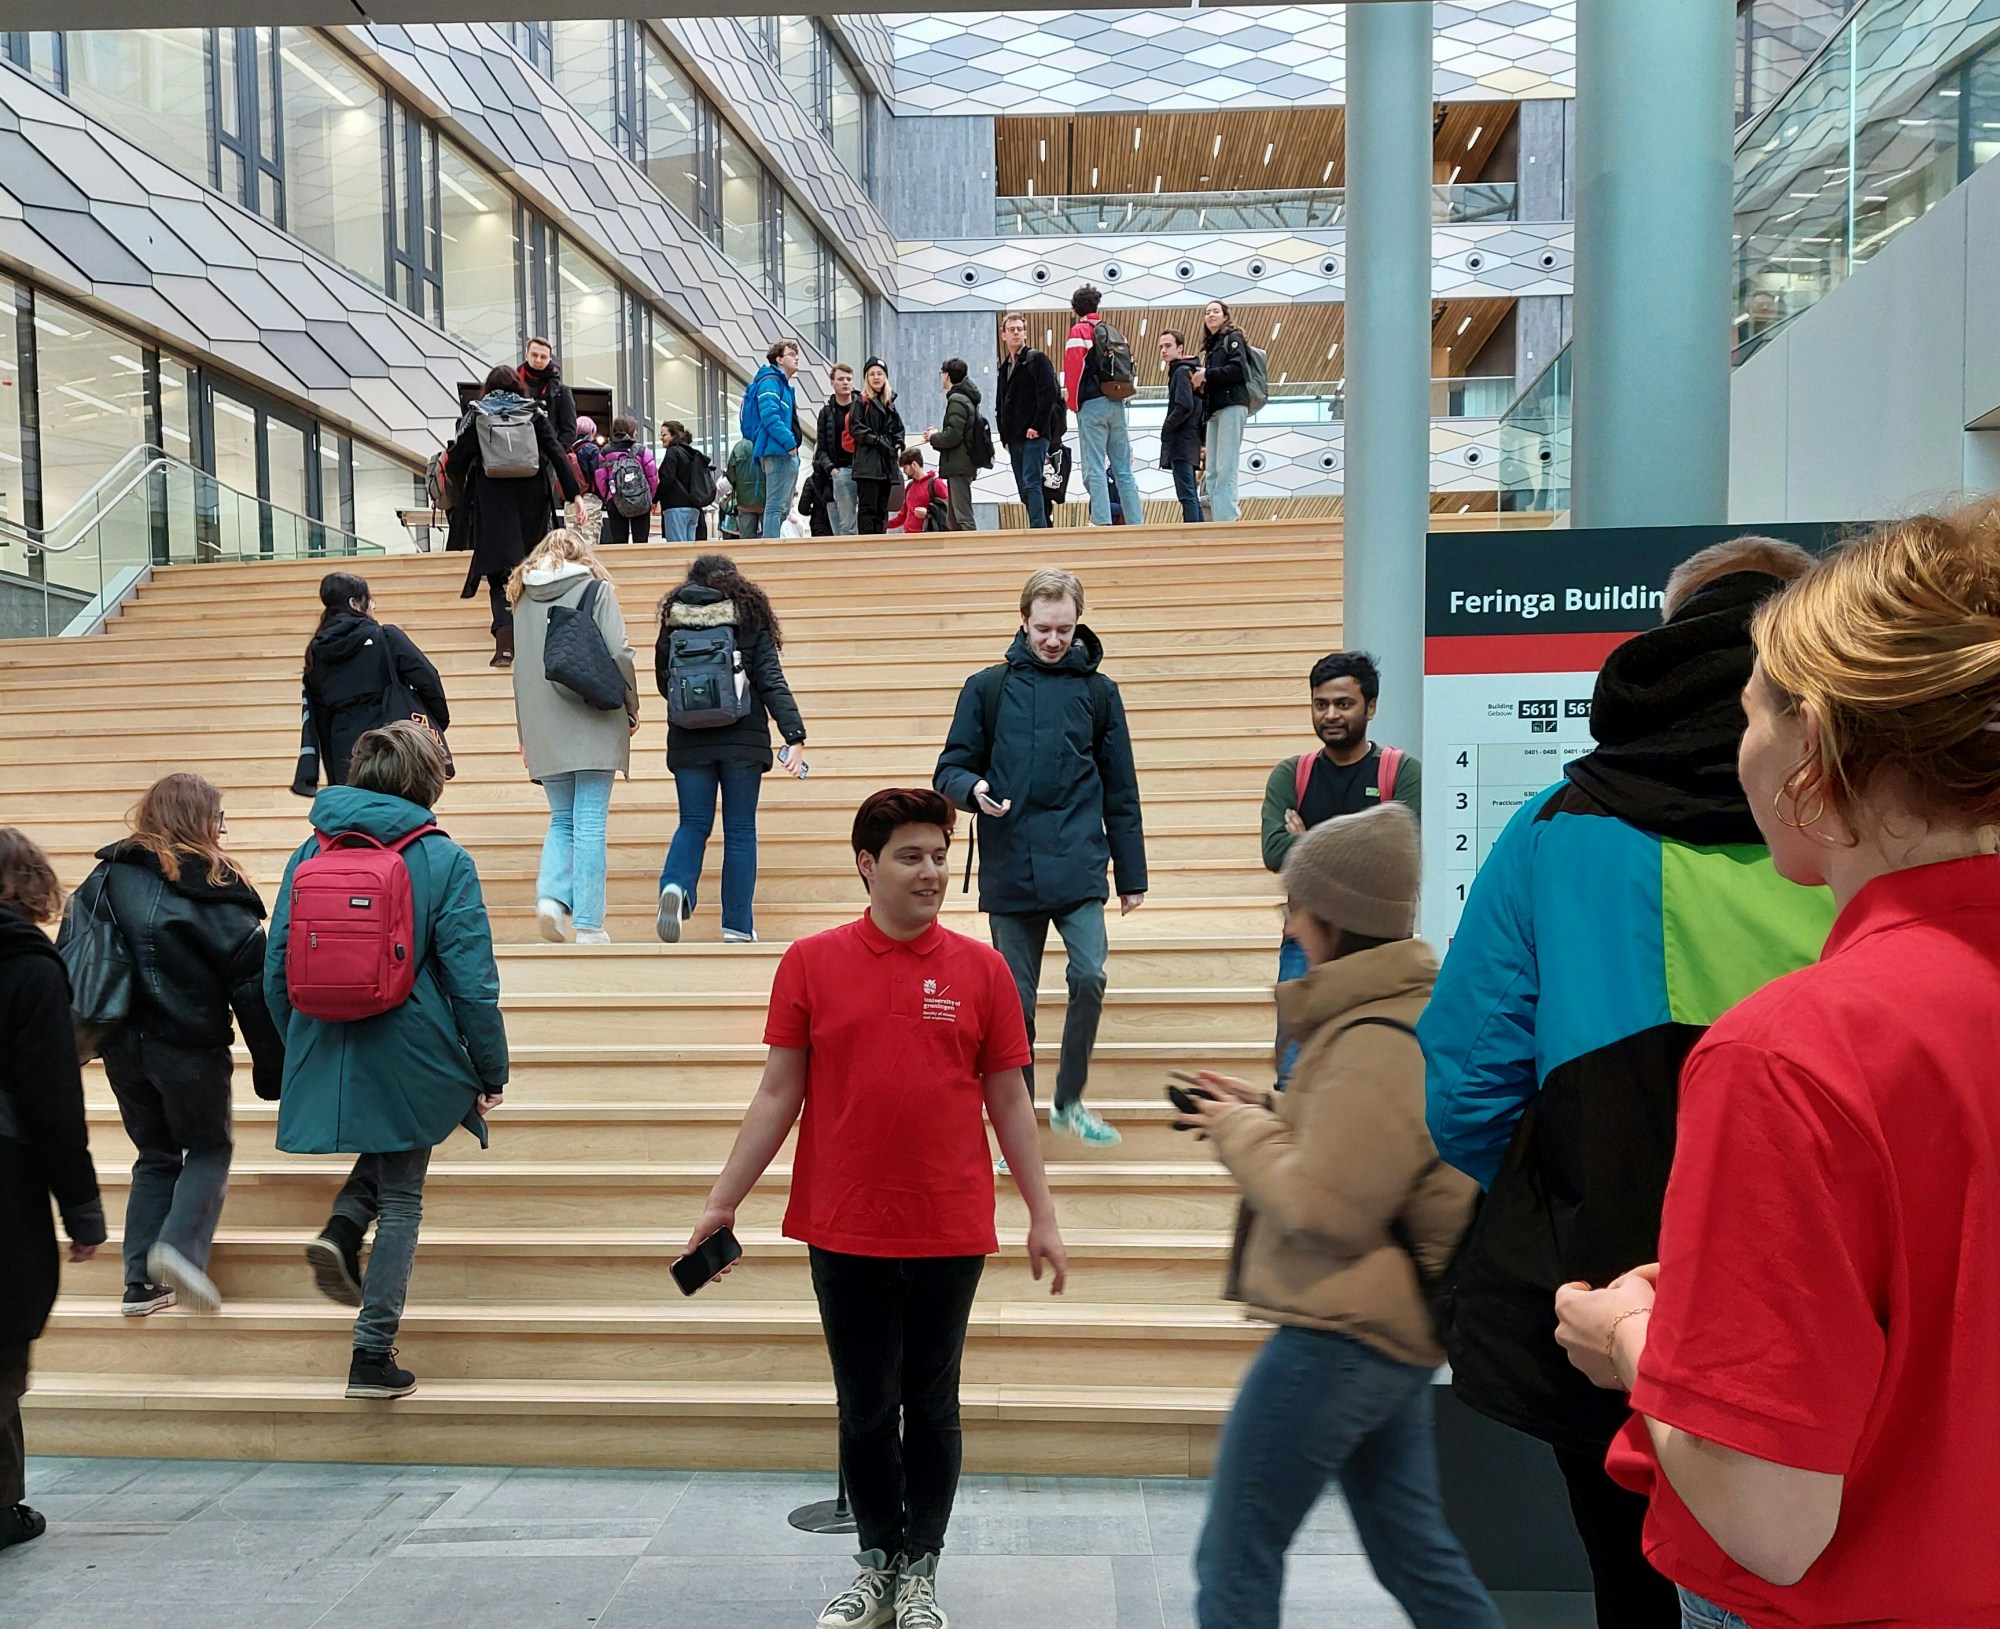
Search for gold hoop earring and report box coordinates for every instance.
[1773,783,1825,830]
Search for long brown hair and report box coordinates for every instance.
[0,828,63,924]
[661,553,783,648]
[127,774,243,888]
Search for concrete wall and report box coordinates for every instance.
[873,113,995,240]
[1727,150,2000,523]
[1516,96,1573,223]
[876,309,999,439]
[1515,294,1571,396]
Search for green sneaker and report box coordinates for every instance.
[1052,1102,1122,1147]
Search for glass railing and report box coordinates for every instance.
[1122,376,1514,427]
[1496,347,1571,514]
[992,182,1519,237]
[0,446,379,638]
[1733,0,2000,361]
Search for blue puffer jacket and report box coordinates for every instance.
[744,363,800,460]
[266,787,509,1155]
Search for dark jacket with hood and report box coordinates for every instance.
[0,906,105,1344]
[816,394,855,471]
[521,360,578,447]
[655,585,807,773]
[1200,326,1252,413]
[930,378,983,479]
[70,843,285,1095]
[996,345,1063,448]
[657,440,713,512]
[1418,570,1838,1452]
[299,613,449,790]
[848,391,906,485]
[1160,355,1205,468]
[934,626,1148,916]
[450,390,583,597]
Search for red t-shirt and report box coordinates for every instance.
[764,912,1033,1257]
[1607,856,2000,1627]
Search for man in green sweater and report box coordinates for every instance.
[1260,652,1421,1081]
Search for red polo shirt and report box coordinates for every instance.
[765,912,1032,1257]
[1607,856,2000,1627]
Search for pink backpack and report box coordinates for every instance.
[284,826,438,1022]
[1294,745,1403,808]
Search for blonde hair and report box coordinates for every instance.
[1753,497,2000,828]
[127,773,244,888]
[0,828,62,925]
[1663,534,1817,621]
[1020,567,1085,619]
[506,526,611,606]
[346,722,448,811]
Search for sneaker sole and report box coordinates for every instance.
[147,1244,220,1315]
[304,1238,364,1308]
[655,888,684,944]
[120,1292,176,1317]
[536,906,571,944]
[344,1379,417,1400]
[815,1605,895,1629]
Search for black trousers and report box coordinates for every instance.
[599,509,652,546]
[1,1339,27,1508]
[809,1247,985,1561]
[485,572,512,634]
[1552,1442,1682,1629]
[855,478,891,536]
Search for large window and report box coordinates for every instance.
[552,20,620,153]
[642,38,704,226]
[767,17,869,184]
[3,32,67,89]
[346,437,421,549]
[777,16,821,116]
[67,29,210,185]
[278,30,387,290]
[830,48,867,183]
[33,293,151,524]
[558,239,621,397]
[439,140,519,362]
[0,277,23,533]
[833,261,866,369]
[718,123,771,300]
[646,313,702,444]
[783,207,828,354]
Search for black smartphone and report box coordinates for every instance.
[1166,1082,1216,1119]
[671,1225,743,1296]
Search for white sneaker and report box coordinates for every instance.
[816,1550,899,1629]
[536,898,574,943]
[575,927,611,945]
[721,928,759,943]
[655,884,685,944]
[147,1242,220,1316]
[894,1555,947,1629]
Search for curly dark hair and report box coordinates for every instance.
[661,554,783,648]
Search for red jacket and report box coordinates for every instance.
[1063,315,1099,413]
[892,470,944,533]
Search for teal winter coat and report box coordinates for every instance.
[265,787,509,1155]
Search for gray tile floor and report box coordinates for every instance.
[4,1459,1590,1629]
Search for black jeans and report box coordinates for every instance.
[485,572,513,635]
[0,1339,27,1507]
[855,477,891,536]
[809,1247,986,1561]
[1552,1442,1682,1629]
[101,1032,233,1287]
[599,509,652,545]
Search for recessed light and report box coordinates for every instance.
[1466,124,1484,150]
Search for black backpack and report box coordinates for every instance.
[666,623,754,729]
[1088,319,1137,400]
[968,411,997,472]
[605,449,653,518]
[683,448,719,510]
[923,483,953,533]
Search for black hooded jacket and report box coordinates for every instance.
[521,361,579,447]
[300,613,449,789]
[71,843,285,1093]
[934,626,1148,915]
[655,585,807,772]
[0,906,104,1343]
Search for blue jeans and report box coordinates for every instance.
[1170,459,1204,523]
[1275,934,1309,1088]
[1076,397,1141,528]
[537,769,614,932]
[1009,437,1050,528]
[1679,1591,1751,1629]
[1206,403,1247,522]
[660,761,764,936]
[1196,1327,1504,1629]
[831,467,859,534]
[988,901,1108,1110]
[756,453,800,538]
[663,506,698,543]
[331,1146,434,1352]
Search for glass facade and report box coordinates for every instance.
[67,29,209,185]
[552,20,619,152]
[348,438,421,547]
[439,139,520,360]
[717,121,771,298]
[769,17,870,186]
[33,293,151,523]
[0,279,22,530]
[558,239,622,397]
[830,48,867,182]
[648,315,703,444]
[278,30,388,290]
[642,37,704,226]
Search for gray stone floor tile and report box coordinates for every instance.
[314,1553,642,1629]
[1139,1476,1363,1556]
[1155,1550,1409,1628]
[939,1555,1139,1628]
[598,1556,861,1629]
[949,1475,1152,1556]
[423,1465,692,1526]
[644,1470,858,1558]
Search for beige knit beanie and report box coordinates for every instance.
[1281,801,1421,939]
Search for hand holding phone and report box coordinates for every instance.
[672,1224,744,1296]
[778,744,809,779]
[974,780,1012,819]
[1166,1077,1217,1123]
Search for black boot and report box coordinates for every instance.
[305,1216,365,1308]
[491,625,515,668]
[346,1347,416,1400]
[0,1503,47,1552]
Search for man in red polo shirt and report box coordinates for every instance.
[687,787,1067,1629]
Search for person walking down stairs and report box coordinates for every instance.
[0,830,104,1556]
[934,568,1148,1148]
[63,775,285,1318]
[508,529,640,946]
[265,724,507,1401]
[655,555,807,945]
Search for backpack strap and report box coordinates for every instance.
[1377,746,1404,803]
[1292,751,1315,807]
[1088,672,1113,753]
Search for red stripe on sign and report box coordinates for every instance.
[1425,631,1636,675]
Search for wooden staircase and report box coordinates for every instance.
[2,520,1344,1476]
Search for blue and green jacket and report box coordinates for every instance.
[1418,569,1836,1451]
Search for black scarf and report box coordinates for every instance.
[1562,570,1787,845]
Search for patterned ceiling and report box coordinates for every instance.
[885,2,1576,115]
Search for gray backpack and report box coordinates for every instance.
[1243,343,1271,417]
[475,403,542,479]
